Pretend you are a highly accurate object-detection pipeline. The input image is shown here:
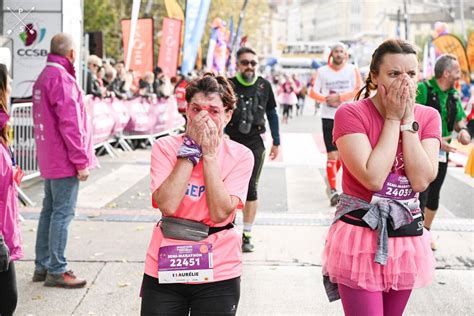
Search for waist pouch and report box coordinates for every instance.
[340,209,424,238]
[160,217,234,242]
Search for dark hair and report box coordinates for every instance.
[0,64,9,144]
[434,54,457,78]
[185,72,237,111]
[355,39,417,100]
[236,47,256,60]
[154,66,163,76]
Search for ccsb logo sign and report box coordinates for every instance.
[20,23,46,46]
[17,23,48,57]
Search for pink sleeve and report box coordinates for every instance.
[150,139,176,195]
[53,79,89,170]
[223,148,254,208]
[420,107,442,143]
[333,102,366,144]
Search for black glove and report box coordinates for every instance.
[0,235,10,272]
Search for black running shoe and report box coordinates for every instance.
[329,189,340,207]
[242,233,255,253]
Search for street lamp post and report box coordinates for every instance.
[460,0,467,43]
[404,0,409,41]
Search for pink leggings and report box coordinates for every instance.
[338,284,412,316]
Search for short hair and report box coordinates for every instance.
[87,55,102,67]
[434,54,457,78]
[154,66,163,75]
[104,65,116,78]
[331,42,347,52]
[236,47,256,59]
[50,33,74,56]
[185,72,237,111]
[143,71,154,81]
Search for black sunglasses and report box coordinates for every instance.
[239,60,257,67]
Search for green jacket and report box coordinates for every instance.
[416,78,465,137]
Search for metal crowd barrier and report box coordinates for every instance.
[10,102,38,206]
[9,98,186,206]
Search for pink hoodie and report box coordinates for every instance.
[33,54,97,179]
[0,142,23,261]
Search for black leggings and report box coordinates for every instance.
[0,261,17,316]
[419,161,448,211]
[246,145,266,201]
[282,104,292,118]
[140,274,240,315]
[322,118,337,152]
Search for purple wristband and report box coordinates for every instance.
[177,135,202,167]
[183,135,202,151]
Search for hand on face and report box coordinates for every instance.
[186,110,210,145]
[186,110,221,152]
[201,117,220,156]
[402,74,417,121]
[380,74,414,121]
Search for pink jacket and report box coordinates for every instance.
[0,143,23,261]
[33,54,97,179]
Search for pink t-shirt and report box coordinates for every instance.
[333,98,441,202]
[145,134,254,282]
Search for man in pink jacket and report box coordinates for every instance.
[32,33,96,288]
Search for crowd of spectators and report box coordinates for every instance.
[85,55,175,100]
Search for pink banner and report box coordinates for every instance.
[85,95,185,143]
[121,18,154,81]
[85,97,116,145]
[158,18,182,78]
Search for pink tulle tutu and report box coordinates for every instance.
[322,220,436,292]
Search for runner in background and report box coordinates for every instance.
[292,74,303,116]
[141,73,253,315]
[278,80,298,124]
[310,42,362,206]
[226,47,281,253]
[416,54,471,250]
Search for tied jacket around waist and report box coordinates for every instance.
[324,193,418,302]
[32,54,97,179]
[334,193,417,265]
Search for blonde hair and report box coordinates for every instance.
[87,55,102,67]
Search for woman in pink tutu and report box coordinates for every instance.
[322,39,441,315]
[278,80,298,124]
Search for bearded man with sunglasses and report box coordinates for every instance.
[226,47,281,252]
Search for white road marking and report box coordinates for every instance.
[78,164,149,208]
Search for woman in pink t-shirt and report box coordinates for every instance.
[141,73,254,315]
[322,39,441,315]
